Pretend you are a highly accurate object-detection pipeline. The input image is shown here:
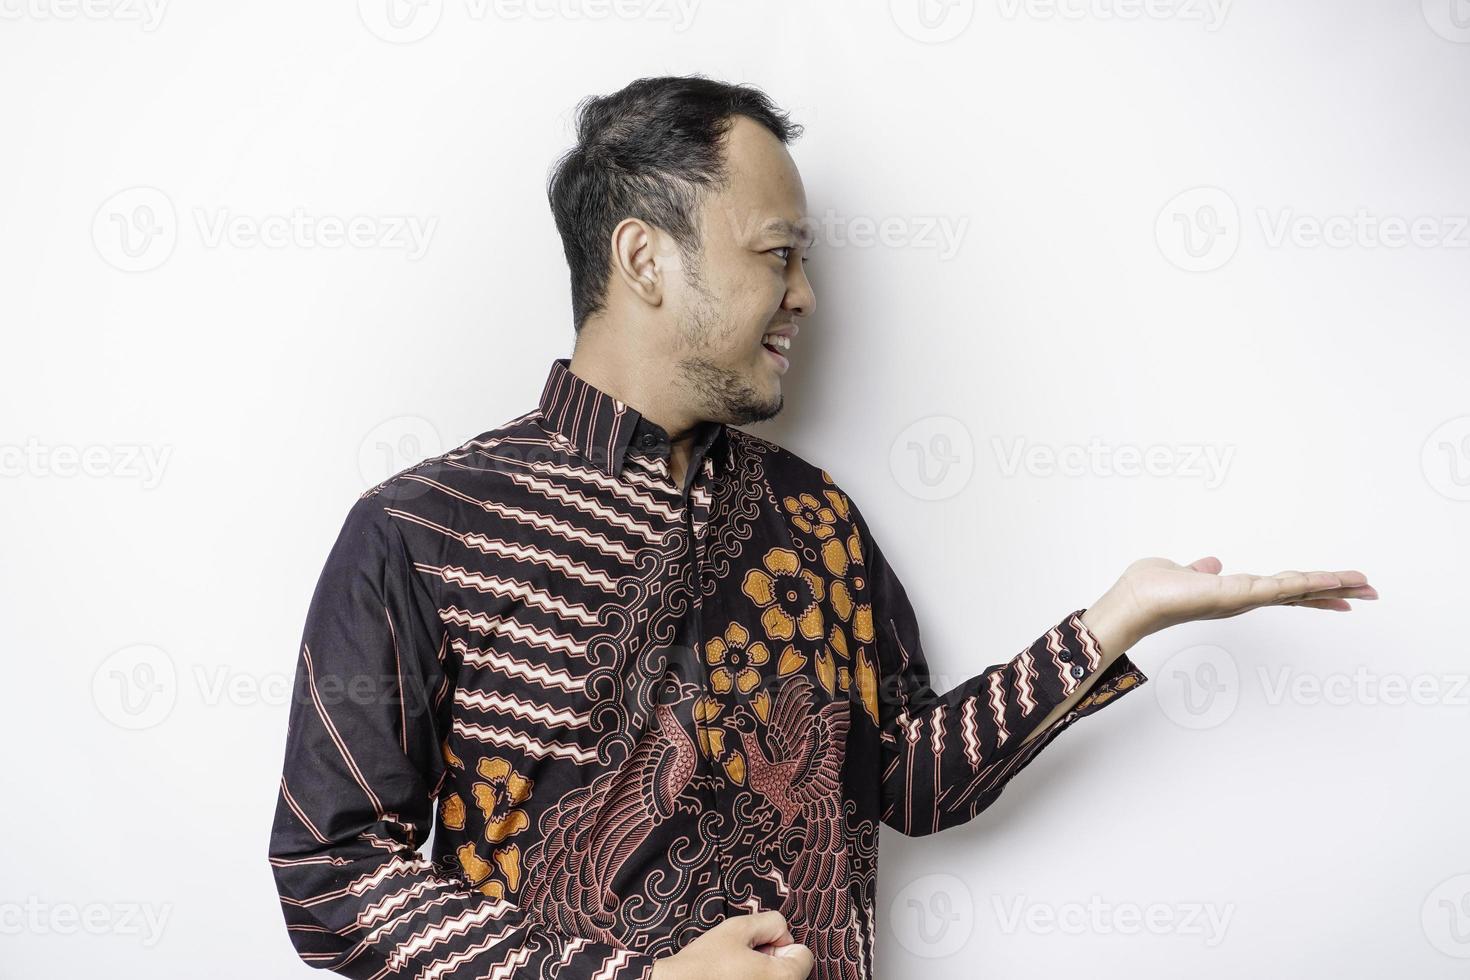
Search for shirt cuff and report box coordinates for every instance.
[1066,606,1148,717]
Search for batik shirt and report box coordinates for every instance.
[267,357,1148,980]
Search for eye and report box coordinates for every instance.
[769,246,793,262]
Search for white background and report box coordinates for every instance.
[3,1,1468,977]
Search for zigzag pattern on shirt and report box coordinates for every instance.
[1073,614,1103,670]
[986,670,1011,746]
[439,605,589,661]
[385,901,520,971]
[418,564,601,626]
[507,470,669,540]
[386,507,625,591]
[417,928,535,980]
[527,458,684,516]
[399,474,642,560]
[452,717,601,764]
[451,637,585,693]
[1014,649,1040,715]
[1044,626,1079,696]
[959,696,983,769]
[454,687,591,728]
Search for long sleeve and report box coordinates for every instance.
[849,500,1148,837]
[266,494,655,980]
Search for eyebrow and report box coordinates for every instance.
[761,218,815,248]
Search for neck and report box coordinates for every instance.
[568,324,706,485]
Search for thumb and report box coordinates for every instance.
[771,942,813,977]
[1189,556,1222,574]
[734,910,792,948]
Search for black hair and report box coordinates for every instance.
[546,74,804,333]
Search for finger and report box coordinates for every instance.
[754,925,795,954]
[768,942,814,978]
[1189,556,1222,574]
[1292,585,1378,602]
[1271,568,1370,590]
[1327,568,1370,588]
[1259,570,1342,604]
[1283,597,1351,611]
[737,910,791,948]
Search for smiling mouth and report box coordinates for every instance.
[761,334,791,356]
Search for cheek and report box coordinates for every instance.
[727,272,785,328]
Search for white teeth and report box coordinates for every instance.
[762,334,791,351]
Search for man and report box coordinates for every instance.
[267,75,1376,980]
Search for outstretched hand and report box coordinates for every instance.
[1088,556,1379,652]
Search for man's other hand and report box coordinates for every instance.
[650,910,813,980]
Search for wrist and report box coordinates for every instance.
[1080,588,1145,658]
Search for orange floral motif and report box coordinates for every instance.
[471,756,533,844]
[816,624,853,697]
[782,492,838,540]
[456,841,522,899]
[741,547,825,642]
[751,688,772,723]
[724,749,747,786]
[817,471,852,518]
[704,622,771,695]
[855,648,880,725]
[693,695,726,759]
[440,792,467,831]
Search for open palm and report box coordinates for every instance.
[1115,555,1378,641]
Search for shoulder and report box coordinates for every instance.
[357,408,545,504]
[727,427,870,534]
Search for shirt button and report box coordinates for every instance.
[1070,665,1085,679]
[1057,650,1073,663]
[639,433,659,449]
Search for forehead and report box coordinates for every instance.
[703,115,811,245]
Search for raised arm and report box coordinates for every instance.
[848,500,1147,838]
[266,495,655,980]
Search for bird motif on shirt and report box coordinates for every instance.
[730,675,863,976]
[520,692,699,944]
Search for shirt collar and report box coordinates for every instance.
[536,357,731,484]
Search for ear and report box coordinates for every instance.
[608,217,665,308]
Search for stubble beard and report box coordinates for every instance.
[672,273,784,427]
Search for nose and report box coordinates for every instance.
[784,262,816,319]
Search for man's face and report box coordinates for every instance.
[662,116,817,426]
